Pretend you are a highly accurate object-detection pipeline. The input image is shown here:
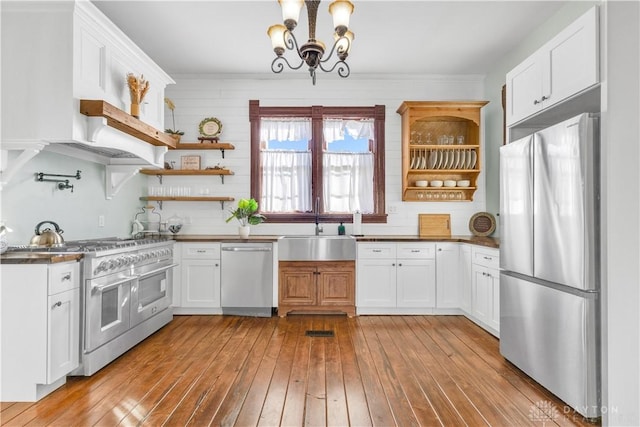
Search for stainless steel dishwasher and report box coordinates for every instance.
[220,242,273,317]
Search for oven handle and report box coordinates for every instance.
[138,263,179,278]
[91,276,138,294]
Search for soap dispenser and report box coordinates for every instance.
[338,222,345,235]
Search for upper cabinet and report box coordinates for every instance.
[397,101,488,202]
[1,1,174,169]
[506,6,599,126]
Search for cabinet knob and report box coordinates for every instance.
[391,263,396,267]
[438,248,442,252]
[62,273,72,281]
[52,301,62,309]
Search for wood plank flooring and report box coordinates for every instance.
[1,315,599,426]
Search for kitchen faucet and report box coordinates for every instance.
[315,197,323,235]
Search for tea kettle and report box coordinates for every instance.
[30,221,65,247]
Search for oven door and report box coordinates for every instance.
[85,274,134,352]
[130,262,177,327]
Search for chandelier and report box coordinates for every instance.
[267,0,355,85]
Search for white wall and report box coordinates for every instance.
[0,150,145,245]
[162,75,489,237]
[600,2,640,425]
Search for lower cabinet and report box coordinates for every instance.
[435,243,460,310]
[468,246,500,337]
[1,261,80,401]
[357,243,436,314]
[278,261,355,317]
[459,244,473,314]
[174,243,222,314]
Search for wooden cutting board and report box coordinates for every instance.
[419,214,451,237]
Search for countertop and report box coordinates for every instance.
[174,234,499,248]
[0,252,84,264]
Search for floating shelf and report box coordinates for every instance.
[79,99,177,148]
[140,168,234,184]
[172,142,235,158]
[140,196,235,210]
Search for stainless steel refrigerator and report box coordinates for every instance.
[499,113,600,418]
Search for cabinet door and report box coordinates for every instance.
[279,266,317,307]
[396,259,436,308]
[488,268,500,333]
[471,264,491,324]
[317,263,355,307]
[435,243,460,308]
[459,245,472,313]
[47,288,79,383]
[543,6,598,109]
[180,259,221,308]
[356,259,396,307]
[506,53,543,125]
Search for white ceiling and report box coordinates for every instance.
[93,1,567,77]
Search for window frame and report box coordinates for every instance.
[249,100,387,224]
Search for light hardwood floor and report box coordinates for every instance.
[1,315,599,426]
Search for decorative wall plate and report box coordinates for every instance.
[469,212,496,236]
[198,117,222,137]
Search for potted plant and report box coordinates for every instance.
[225,198,266,238]
[164,97,184,142]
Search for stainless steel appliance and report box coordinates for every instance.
[499,113,600,418]
[220,242,273,317]
[8,237,176,375]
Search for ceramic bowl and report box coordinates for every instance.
[456,180,470,187]
[415,180,428,187]
[430,180,443,187]
[444,180,456,187]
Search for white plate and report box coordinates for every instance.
[409,152,415,169]
[447,151,454,169]
[466,150,472,169]
[459,150,466,169]
[421,151,428,169]
[438,151,445,169]
[470,150,477,169]
[455,150,461,169]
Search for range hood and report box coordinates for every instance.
[1,100,176,198]
[48,100,176,169]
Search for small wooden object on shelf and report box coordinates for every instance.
[180,155,201,170]
[198,136,219,143]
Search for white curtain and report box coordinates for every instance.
[323,152,374,213]
[260,118,311,144]
[261,150,312,213]
[323,119,374,144]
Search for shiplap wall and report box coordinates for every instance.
[160,74,489,236]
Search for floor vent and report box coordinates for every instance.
[305,330,335,337]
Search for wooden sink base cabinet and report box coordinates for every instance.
[278,261,355,317]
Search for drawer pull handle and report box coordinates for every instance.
[411,249,420,253]
[483,256,492,260]
[52,301,62,309]
[62,273,71,281]
[372,249,382,253]
[196,250,206,253]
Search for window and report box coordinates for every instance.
[250,100,386,224]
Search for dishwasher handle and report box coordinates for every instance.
[222,246,272,252]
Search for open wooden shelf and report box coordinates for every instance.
[140,196,235,210]
[79,99,177,148]
[140,169,234,176]
[173,142,235,150]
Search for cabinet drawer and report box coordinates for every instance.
[397,243,436,259]
[181,243,221,259]
[357,243,396,259]
[472,247,499,269]
[48,262,79,295]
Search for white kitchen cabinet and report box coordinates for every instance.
[459,244,472,314]
[435,243,460,310]
[175,243,222,314]
[1,261,80,401]
[469,247,500,337]
[357,242,436,314]
[506,6,599,125]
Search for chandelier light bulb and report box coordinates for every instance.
[278,0,304,30]
[328,0,354,36]
[268,24,287,55]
